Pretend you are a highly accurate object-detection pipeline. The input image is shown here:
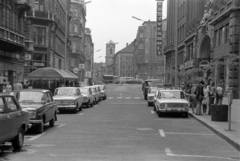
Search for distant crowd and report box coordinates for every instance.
[0,80,32,93]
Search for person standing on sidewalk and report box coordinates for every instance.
[216,83,223,105]
[208,81,216,113]
[195,81,204,115]
[203,81,210,114]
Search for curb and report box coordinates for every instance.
[189,112,240,151]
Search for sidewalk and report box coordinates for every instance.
[189,97,240,151]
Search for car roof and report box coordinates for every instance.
[159,89,183,92]
[0,94,15,97]
[12,89,49,92]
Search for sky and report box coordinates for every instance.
[85,0,167,63]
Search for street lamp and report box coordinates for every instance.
[64,1,92,70]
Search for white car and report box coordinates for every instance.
[155,89,189,118]
[79,87,95,107]
[147,87,158,106]
[53,87,83,113]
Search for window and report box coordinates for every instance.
[33,26,46,46]
[35,0,44,11]
[215,30,219,47]
[74,24,78,32]
[32,53,46,61]
[219,27,223,45]
[59,59,62,69]
[139,32,143,38]
[225,24,229,43]
[5,97,18,112]
[70,58,75,67]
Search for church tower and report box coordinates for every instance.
[105,40,116,67]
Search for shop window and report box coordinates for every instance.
[32,53,46,61]
[33,26,46,46]
[35,0,44,11]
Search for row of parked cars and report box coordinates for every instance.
[143,80,190,118]
[0,84,107,151]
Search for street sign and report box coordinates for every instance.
[79,64,85,69]
[73,67,79,74]
[199,60,209,71]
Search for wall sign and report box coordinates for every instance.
[156,0,164,56]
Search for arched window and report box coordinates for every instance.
[74,9,78,17]
[74,24,78,32]
[110,48,113,54]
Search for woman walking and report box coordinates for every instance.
[195,81,204,115]
[203,81,210,114]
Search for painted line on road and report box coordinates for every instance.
[108,97,113,99]
[125,97,131,99]
[79,113,83,116]
[159,129,165,137]
[164,132,214,136]
[57,124,66,128]
[28,133,46,141]
[135,97,140,99]
[151,110,155,114]
[117,97,122,99]
[165,148,236,160]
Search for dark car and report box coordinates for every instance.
[0,94,30,151]
[11,89,58,134]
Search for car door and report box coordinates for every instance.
[89,88,94,104]
[5,96,23,137]
[46,91,55,122]
[0,97,12,141]
[76,88,82,106]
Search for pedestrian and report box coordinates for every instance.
[5,81,12,93]
[203,81,210,114]
[216,83,223,105]
[208,81,216,112]
[13,80,23,90]
[195,81,204,115]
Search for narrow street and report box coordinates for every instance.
[1,84,239,161]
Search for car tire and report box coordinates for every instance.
[12,127,24,151]
[37,120,44,134]
[157,111,163,117]
[86,100,90,108]
[49,116,55,127]
[144,95,147,100]
[183,112,188,118]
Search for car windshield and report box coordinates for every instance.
[80,88,89,94]
[55,88,76,96]
[12,91,44,104]
[99,86,104,90]
[160,91,185,99]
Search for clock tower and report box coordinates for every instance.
[105,40,116,67]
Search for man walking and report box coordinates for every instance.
[13,80,23,90]
[195,81,204,115]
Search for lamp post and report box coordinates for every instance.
[64,1,91,70]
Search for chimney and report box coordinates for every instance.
[126,43,128,46]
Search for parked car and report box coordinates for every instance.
[0,94,30,150]
[98,85,107,100]
[90,86,101,103]
[11,89,58,134]
[147,87,158,106]
[154,89,189,118]
[79,87,94,108]
[53,87,83,113]
[142,79,162,100]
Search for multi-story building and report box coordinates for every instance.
[113,43,134,77]
[92,62,104,83]
[84,28,94,80]
[69,0,87,81]
[24,0,71,76]
[133,21,165,81]
[0,0,31,85]
[105,40,116,75]
[165,0,240,98]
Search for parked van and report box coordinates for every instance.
[119,77,134,84]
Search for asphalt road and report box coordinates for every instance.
[1,84,240,161]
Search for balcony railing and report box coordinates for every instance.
[0,27,25,47]
[26,10,53,20]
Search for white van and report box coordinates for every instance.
[119,77,134,84]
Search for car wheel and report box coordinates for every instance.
[37,120,44,134]
[79,103,83,111]
[148,102,151,106]
[12,127,24,151]
[95,99,98,104]
[49,115,55,127]
[73,104,78,113]
[86,100,90,108]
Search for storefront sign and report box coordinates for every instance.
[79,64,85,69]
[185,60,194,69]
[33,62,44,67]
[156,0,164,56]
[73,68,79,74]
[199,60,209,71]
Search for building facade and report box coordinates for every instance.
[164,0,240,98]
[133,21,165,81]
[0,0,31,85]
[105,40,116,75]
[92,62,104,83]
[84,28,94,80]
[113,43,135,77]
[69,0,87,81]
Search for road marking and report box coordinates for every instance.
[94,105,98,107]
[120,93,122,97]
[108,97,113,99]
[126,97,131,99]
[28,133,45,141]
[137,128,153,131]
[164,132,213,136]
[151,110,155,114]
[79,113,83,116]
[159,129,165,137]
[165,148,236,160]
[135,97,140,99]
[117,97,122,99]
[57,124,66,128]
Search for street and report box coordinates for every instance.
[1,84,240,161]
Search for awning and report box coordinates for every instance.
[27,67,78,80]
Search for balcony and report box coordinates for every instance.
[26,10,54,21]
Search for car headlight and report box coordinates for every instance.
[160,103,165,109]
[28,111,37,118]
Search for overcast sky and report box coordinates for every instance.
[86,0,167,63]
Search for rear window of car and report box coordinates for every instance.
[160,91,185,99]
